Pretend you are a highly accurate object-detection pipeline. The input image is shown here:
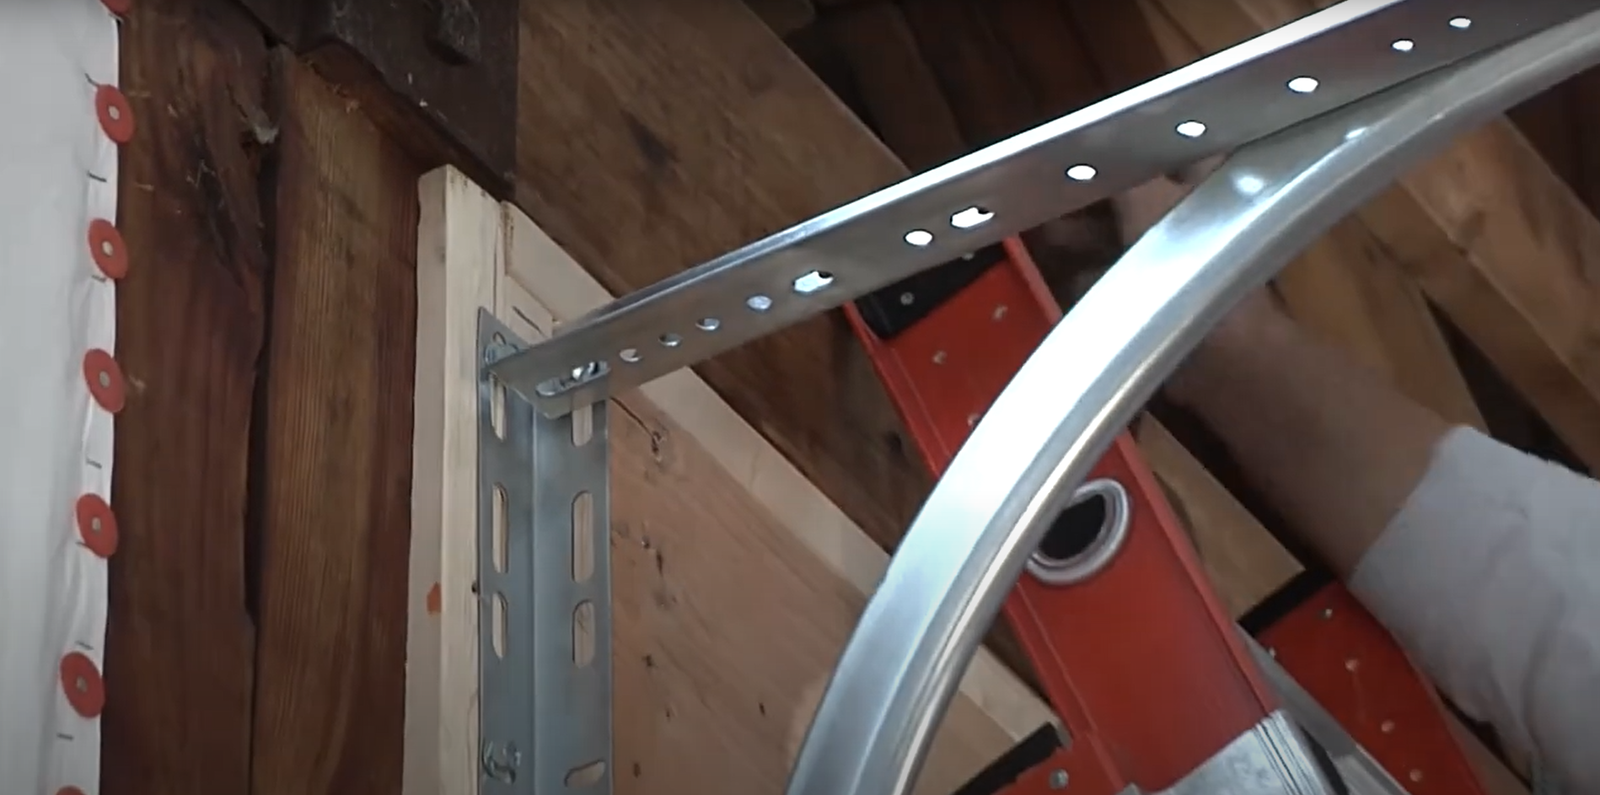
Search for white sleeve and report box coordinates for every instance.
[1348,426,1600,795]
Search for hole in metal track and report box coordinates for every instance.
[566,760,606,788]
[572,600,596,667]
[571,405,593,447]
[1287,76,1319,94]
[493,484,508,574]
[950,206,994,229]
[492,592,508,658]
[490,375,507,439]
[571,491,594,583]
[792,270,835,294]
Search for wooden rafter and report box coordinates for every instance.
[1145,0,1600,470]
[1139,0,1487,431]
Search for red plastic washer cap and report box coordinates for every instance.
[75,494,119,558]
[88,219,128,279]
[83,349,126,414]
[101,0,132,14]
[57,787,88,795]
[94,85,135,144]
[59,652,106,718]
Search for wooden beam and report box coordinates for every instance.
[1138,0,1486,431]
[746,0,816,37]
[249,50,417,795]
[513,0,930,561]
[410,165,1053,795]
[105,1,265,792]
[1148,0,1600,472]
[822,1,966,171]
[983,0,1103,125]
[1134,419,1299,617]
[899,0,1038,147]
[1367,123,1600,468]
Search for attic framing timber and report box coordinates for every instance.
[1144,0,1600,472]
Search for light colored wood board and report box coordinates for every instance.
[409,167,505,795]
[1272,222,1485,430]
[1386,121,1600,470]
[1140,0,1484,430]
[1134,417,1301,617]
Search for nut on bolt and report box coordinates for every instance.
[481,740,521,783]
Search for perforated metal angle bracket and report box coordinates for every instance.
[487,0,1598,418]
[477,311,614,795]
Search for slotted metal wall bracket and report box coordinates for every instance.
[477,311,613,795]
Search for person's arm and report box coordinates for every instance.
[1112,176,1600,793]
[1163,296,1450,577]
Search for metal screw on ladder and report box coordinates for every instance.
[1048,769,1069,790]
[426,0,482,65]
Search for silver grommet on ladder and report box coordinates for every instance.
[1026,478,1131,586]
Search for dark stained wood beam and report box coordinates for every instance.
[822,1,965,171]
[899,0,1037,148]
[106,0,267,792]
[747,0,817,36]
[233,0,520,192]
[247,50,418,795]
[513,0,931,555]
